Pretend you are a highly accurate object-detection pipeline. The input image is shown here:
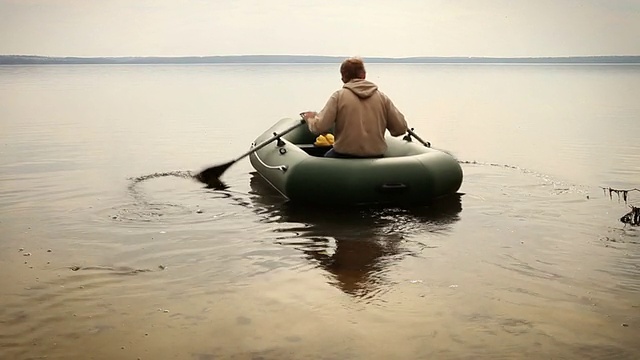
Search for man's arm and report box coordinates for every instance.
[305,91,340,134]
[384,94,408,136]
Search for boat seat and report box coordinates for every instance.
[296,144,333,157]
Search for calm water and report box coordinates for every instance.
[1,64,639,360]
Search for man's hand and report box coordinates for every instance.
[300,111,317,121]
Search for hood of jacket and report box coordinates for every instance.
[343,79,378,99]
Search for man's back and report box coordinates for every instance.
[332,80,406,156]
[304,57,408,157]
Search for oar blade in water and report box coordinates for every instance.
[195,161,233,186]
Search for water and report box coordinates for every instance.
[1,63,639,359]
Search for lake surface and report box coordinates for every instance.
[1,63,639,359]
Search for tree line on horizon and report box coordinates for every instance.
[1,54,639,65]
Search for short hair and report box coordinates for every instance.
[340,57,366,82]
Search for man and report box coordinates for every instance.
[303,57,408,158]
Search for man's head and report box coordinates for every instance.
[340,57,366,83]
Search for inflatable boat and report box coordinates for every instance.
[248,117,463,205]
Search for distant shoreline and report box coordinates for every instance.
[1,55,640,65]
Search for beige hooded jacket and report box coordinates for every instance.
[307,79,408,157]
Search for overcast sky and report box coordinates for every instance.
[1,0,639,57]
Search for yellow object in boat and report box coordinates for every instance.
[314,134,332,146]
[325,133,335,144]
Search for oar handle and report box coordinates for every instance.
[406,128,431,147]
[233,119,306,162]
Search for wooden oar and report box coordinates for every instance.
[195,119,306,186]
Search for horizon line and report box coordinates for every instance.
[2,54,639,65]
[3,54,640,58]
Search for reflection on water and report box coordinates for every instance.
[248,173,462,298]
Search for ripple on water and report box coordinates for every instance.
[92,170,251,228]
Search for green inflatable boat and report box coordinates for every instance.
[248,118,463,205]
